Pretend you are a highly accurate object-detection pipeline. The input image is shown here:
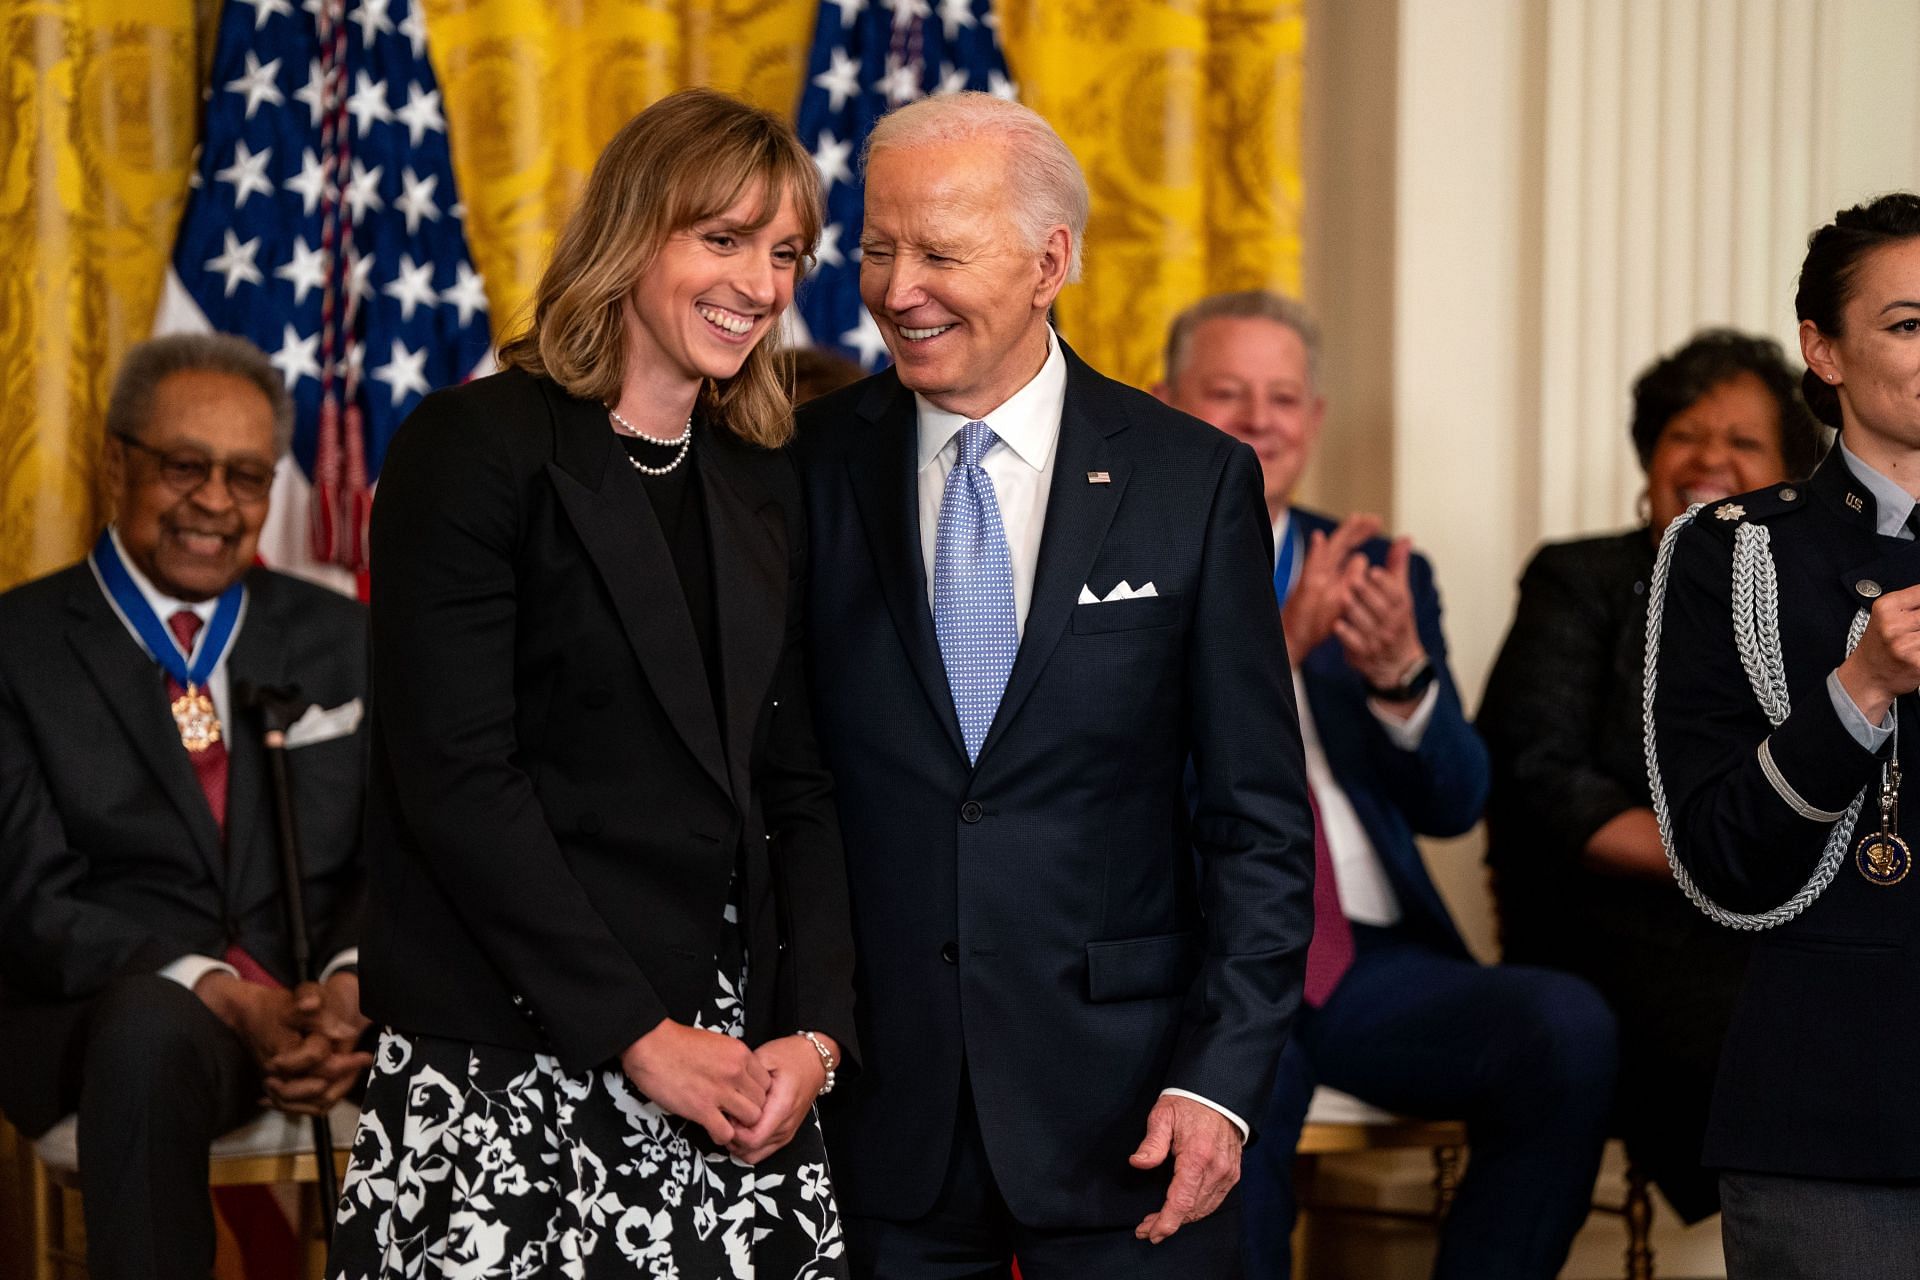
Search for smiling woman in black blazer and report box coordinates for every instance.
[328,90,858,1280]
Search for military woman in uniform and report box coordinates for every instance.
[1646,191,1920,1276]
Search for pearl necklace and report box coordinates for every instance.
[608,408,693,475]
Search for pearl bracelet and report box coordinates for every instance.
[798,1030,837,1096]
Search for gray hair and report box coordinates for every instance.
[865,92,1090,282]
[1163,289,1323,389]
[106,332,294,460]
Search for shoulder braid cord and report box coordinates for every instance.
[1643,502,1872,930]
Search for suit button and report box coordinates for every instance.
[581,686,612,708]
[960,801,984,823]
[941,941,959,964]
[579,812,603,837]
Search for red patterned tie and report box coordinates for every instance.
[165,611,283,991]
[165,611,228,832]
[1303,789,1354,1007]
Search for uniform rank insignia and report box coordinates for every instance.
[1715,502,1746,521]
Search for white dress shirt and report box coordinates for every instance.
[1275,510,1443,927]
[95,528,356,990]
[912,331,1248,1141]
[916,328,1066,633]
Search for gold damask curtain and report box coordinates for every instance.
[0,0,1303,590]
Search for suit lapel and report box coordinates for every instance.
[701,433,787,805]
[544,389,731,799]
[65,577,226,883]
[222,578,286,892]
[845,377,969,760]
[974,354,1129,765]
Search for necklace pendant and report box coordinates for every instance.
[1854,829,1912,886]
[172,683,222,754]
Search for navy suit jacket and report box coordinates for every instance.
[1291,509,1485,959]
[797,346,1315,1230]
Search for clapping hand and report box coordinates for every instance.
[1281,514,1380,659]
[1332,534,1426,707]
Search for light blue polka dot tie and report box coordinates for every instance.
[933,420,1019,763]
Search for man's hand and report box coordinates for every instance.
[620,1020,772,1147]
[1332,534,1426,706]
[263,973,373,1116]
[1282,515,1379,660]
[1837,582,1920,725]
[1128,1094,1243,1244]
[194,970,303,1067]
[727,1034,834,1165]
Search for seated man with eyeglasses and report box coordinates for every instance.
[0,333,372,1280]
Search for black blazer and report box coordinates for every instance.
[1653,455,1920,1177]
[796,347,1314,1229]
[0,562,368,1134]
[359,367,857,1075]
[1481,530,1707,962]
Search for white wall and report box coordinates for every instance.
[1305,2,1920,1272]
[1393,0,1920,711]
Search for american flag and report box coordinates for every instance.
[156,0,492,593]
[793,0,1016,370]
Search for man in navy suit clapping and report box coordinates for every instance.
[1157,290,1619,1280]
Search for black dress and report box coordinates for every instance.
[1480,528,1751,1222]
[329,429,848,1280]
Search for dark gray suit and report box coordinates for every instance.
[0,560,368,1279]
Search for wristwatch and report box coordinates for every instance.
[1366,654,1435,703]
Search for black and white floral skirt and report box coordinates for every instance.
[328,914,846,1279]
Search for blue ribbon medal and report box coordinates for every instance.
[1272,519,1300,607]
[89,529,244,753]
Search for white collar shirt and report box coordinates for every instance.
[1274,511,1404,927]
[915,327,1067,635]
[97,524,242,726]
[913,331,1251,1142]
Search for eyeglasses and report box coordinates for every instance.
[114,433,276,504]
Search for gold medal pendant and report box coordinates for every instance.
[171,684,222,754]
[1858,749,1911,887]
[1855,830,1912,886]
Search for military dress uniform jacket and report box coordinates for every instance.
[1653,452,1920,1178]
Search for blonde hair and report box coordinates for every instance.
[499,89,822,448]
[866,93,1088,282]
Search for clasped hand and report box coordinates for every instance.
[620,1020,832,1164]
[1282,513,1424,702]
[198,970,373,1116]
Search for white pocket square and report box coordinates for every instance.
[285,697,364,749]
[1077,580,1159,604]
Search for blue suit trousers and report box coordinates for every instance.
[1242,927,1618,1279]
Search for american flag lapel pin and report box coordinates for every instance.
[1087,471,1111,485]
